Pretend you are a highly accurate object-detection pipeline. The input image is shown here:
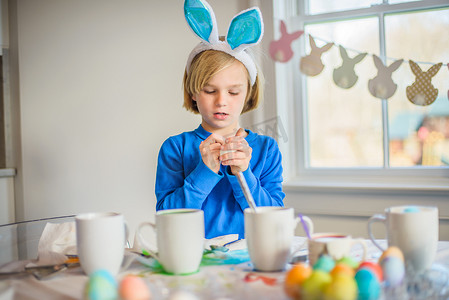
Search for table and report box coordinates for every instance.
[0,218,448,300]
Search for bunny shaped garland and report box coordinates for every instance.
[299,35,333,76]
[368,55,403,100]
[184,0,263,85]
[269,20,303,63]
[406,60,442,106]
[333,46,367,89]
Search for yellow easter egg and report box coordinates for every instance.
[301,270,332,300]
[322,274,357,300]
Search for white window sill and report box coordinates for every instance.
[0,168,16,178]
[283,176,449,193]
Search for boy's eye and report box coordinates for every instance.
[229,90,240,96]
[203,89,215,94]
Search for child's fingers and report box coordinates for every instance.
[203,133,225,146]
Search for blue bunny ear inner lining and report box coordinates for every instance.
[184,0,214,42]
[227,9,262,50]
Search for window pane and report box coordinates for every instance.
[386,8,449,167]
[307,0,381,15]
[304,18,382,167]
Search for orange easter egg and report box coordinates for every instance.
[119,275,151,300]
[379,246,404,263]
[330,263,355,277]
[284,263,312,299]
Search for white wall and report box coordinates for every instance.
[8,0,246,240]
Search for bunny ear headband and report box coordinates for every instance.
[184,0,264,85]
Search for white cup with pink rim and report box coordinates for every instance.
[308,233,368,266]
[368,205,439,273]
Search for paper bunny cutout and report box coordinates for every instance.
[332,46,367,89]
[299,35,333,76]
[269,20,303,63]
[368,55,403,99]
[184,0,263,85]
[406,60,442,106]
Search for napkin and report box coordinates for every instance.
[33,222,77,266]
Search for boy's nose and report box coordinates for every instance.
[215,92,227,106]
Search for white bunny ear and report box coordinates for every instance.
[184,0,219,44]
[226,7,263,51]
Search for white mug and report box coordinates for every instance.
[368,205,439,273]
[244,207,313,272]
[137,209,205,275]
[75,212,127,276]
[308,233,367,266]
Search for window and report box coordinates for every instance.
[273,0,449,186]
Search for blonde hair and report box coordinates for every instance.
[183,50,263,114]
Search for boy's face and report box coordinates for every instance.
[192,61,249,136]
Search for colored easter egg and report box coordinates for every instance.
[355,268,381,300]
[322,274,357,300]
[284,263,312,299]
[119,275,151,300]
[313,255,335,272]
[330,263,355,277]
[85,269,118,300]
[337,256,359,269]
[380,256,405,287]
[358,261,383,282]
[379,246,404,263]
[301,270,332,300]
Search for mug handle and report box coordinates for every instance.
[289,215,314,262]
[294,214,314,237]
[351,238,368,261]
[136,222,159,260]
[367,214,387,251]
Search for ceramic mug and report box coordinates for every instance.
[137,208,205,275]
[75,212,127,276]
[308,233,367,266]
[368,205,438,273]
[244,207,313,272]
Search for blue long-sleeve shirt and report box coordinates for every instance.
[155,125,285,239]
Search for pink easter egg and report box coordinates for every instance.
[119,275,151,300]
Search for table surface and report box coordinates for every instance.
[1,217,449,300]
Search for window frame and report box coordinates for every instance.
[273,0,449,192]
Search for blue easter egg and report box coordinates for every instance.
[313,254,335,272]
[355,268,381,300]
[380,256,405,287]
[86,269,118,300]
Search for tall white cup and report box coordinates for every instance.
[368,205,439,273]
[244,207,313,272]
[75,212,127,276]
[137,209,205,275]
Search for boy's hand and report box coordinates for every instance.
[220,128,252,175]
[200,133,225,173]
